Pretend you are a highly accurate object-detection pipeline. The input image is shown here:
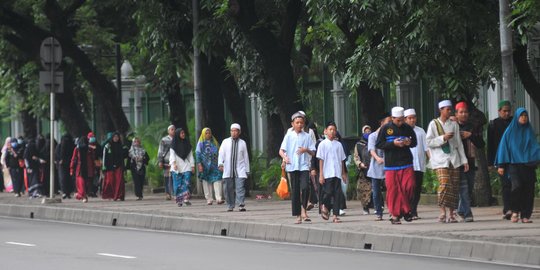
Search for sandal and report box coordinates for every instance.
[375,216,383,221]
[447,216,458,223]
[503,211,512,220]
[390,217,401,225]
[522,218,533,223]
[438,214,446,223]
[302,217,312,222]
[332,217,342,223]
[321,205,330,220]
[511,213,519,223]
[306,203,314,211]
[295,217,302,224]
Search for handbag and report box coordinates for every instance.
[276,168,290,199]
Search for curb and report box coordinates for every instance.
[2,204,539,267]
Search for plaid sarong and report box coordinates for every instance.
[435,167,460,209]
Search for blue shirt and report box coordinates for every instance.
[280,130,316,172]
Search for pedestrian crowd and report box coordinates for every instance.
[0,99,538,226]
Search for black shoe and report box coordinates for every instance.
[403,213,413,222]
[239,207,246,212]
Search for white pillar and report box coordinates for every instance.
[331,73,346,133]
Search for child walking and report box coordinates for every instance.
[316,121,348,223]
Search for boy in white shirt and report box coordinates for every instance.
[316,121,348,223]
[279,112,316,224]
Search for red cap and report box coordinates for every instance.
[455,101,468,111]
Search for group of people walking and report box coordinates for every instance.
[354,100,540,224]
[1,99,537,226]
[1,132,150,203]
[157,124,250,211]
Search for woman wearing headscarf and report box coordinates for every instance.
[5,138,24,196]
[170,128,195,206]
[55,134,75,199]
[70,136,97,203]
[196,128,223,205]
[87,132,102,197]
[0,137,11,193]
[129,137,149,200]
[495,107,540,223]
[102,132,126,201]
[24,138,42,198]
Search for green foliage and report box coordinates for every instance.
[345,161,358,200]
[256,156,281,191]
[131,120,170,188]
[305,0,501,100]
[422,169,439,194]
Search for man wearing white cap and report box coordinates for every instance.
[376,106,417,224]
[157,124,176,200]
[404,108,430,220]
[426,100,469,223]
[218,123,250,212]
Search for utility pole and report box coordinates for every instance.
[499,0,515,103]
[192,0,203,195]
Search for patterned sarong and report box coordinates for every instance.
[435,167,460,209]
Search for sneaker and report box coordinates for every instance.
[464,216,474,222]
[339,209,346,216]
[82,198,88,203]
[184,201,191,206]
[362,208,370,215]
[239,204,246,212]
[227,208,233,212]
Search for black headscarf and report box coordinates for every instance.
[171,128,191,160]
[77,136,89,178]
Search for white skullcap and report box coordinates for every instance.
[291,111,305,121]
[438,100,452,109]
[404,108,416,117]
[230,123,241,131]
[167,125,175,130]
[391,106,404,117]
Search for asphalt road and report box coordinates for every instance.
[0,217,532,270]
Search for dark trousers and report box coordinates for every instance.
[309,174,319,205]
[9,168,23,194]
[58,165,73,195]
[131,170,145,198]
[289,171,310,216]
[27,169,41,197]
[508,164,536,219]
[321,177,343,216]
[500,172,511,213]
[410,171,424,217]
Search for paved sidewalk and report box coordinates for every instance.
[0,192,539,267]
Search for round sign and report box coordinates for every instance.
[40,37,62,71]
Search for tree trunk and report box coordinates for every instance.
[219,61,251,150]
[357,81,386,129]
[56,89,91,138]
[20,108,37,139]
[266,113,284,160]
[200,56,227,141]
[166,85,188,138]
[42,0,131,134]
[468,107,492,206]
[58,64,92,137]
[514,43,540,110]
[230,0,304,131]
[499,0,515,103]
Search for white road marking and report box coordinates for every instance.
[97,253,136,259]
[5,242,36,247]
